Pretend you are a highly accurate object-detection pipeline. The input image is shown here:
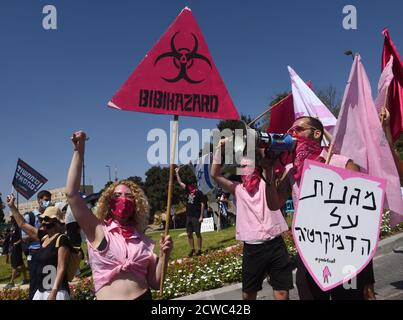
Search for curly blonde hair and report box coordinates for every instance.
[95,180,149,232]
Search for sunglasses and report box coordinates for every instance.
[287,125,318,134]
[112,192,135,200]
[39,216,53,223]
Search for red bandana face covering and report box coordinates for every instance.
[241,168,261,194]
[108,197,136,238]
[293,136,323,182]
[187,184,197,194]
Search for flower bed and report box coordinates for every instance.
[1,212,402,300]
[154,245,243,299]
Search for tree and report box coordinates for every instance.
[0,194,5,224]
[143,165,195,216]
[126,176,144,188]
[216,113,260,132]
[316,86,341,117]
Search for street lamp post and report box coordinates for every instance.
[106,165,111,182]
[344,50,355,61]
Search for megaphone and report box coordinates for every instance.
[234,121,296,155]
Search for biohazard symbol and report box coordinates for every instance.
[154,32,212,84]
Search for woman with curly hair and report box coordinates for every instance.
[66,131,173,300]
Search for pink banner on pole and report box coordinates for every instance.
[332,54,403,227]
[108,7,239,120]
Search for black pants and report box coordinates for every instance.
[295,254,374,300]
[28,250,39,300]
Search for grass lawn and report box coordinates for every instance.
[1,226,238,283]
[146,225,238,261]
[0,255,26,284]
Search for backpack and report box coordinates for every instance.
[21,211,40,251]
[54,234,83,282]
[26,211,36,227]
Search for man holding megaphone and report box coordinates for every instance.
[262,116,376,300]
[211,136,293,300]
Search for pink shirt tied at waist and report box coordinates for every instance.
[87,220,157,293]
[285,149,350,208]
[234,179,289,242]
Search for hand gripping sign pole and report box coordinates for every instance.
[107,7,240,296]
[160,115,178,294]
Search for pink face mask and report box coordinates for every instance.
[109,197,136,221]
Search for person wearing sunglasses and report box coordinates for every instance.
[262,116,375,300]
[6,195,71,300]
[211,139,292,300]
[65,131,173,300]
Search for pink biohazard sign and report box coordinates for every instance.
[108,7,240,120]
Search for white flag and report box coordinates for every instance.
[289,66,337,132]
[193,153,216,194]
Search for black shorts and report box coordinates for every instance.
[242,236,294,292]
[186,216,201,234]
[10,244,24,269]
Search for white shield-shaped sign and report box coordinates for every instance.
[292,160,386,291]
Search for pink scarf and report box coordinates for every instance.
[106,217,136,239]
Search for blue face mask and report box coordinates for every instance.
[41,200,50,209]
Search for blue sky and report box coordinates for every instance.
[1,0,402,204]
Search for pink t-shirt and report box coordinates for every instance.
[285,149,351,208]
[87,220,157,293]
[234,179,289,242]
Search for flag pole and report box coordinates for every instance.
[380,85,390,127]
[248,94,290,127]
[159,114,179,296]
[325,144,334,164]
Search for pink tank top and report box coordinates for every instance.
[87,220,157,293]
[234,179,289,241]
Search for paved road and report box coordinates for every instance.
[177,248,403,300]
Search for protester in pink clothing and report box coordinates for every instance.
[263,116,375,300]
[66,131,173,300]
[211,139,293,300]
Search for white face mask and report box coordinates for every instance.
[41,200,51,209]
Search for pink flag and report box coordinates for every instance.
[375,56,394,113]
[332,54,403,227]
[289,66,337,132]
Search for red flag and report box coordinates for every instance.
[267,82,313,134]
[108,7,239,120]
[267,93,295,133]
[382,28,403,142]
